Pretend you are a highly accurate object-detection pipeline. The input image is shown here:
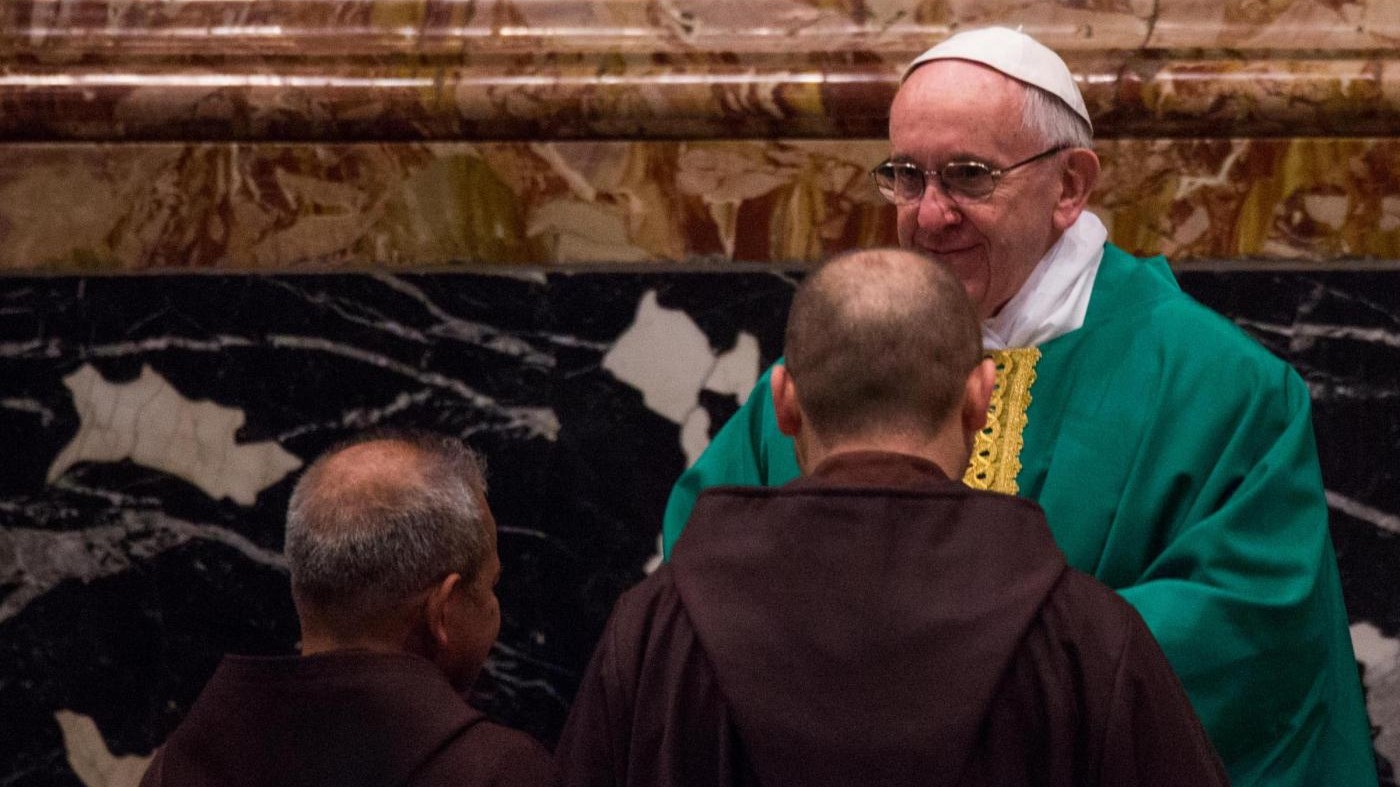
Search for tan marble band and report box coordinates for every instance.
[6,57,1400,142]
[7,1,1400,270]
[8,0,1399,54]
[4,137,1398,272]
[5,1,1400,142]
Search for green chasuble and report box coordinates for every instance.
[661,244,1376,786]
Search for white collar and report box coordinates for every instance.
[982,211,1107,350]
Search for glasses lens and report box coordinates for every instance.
[871,162,898,202]
[892,164,925,203]
[940,162,997,198]
[872,162,925,204]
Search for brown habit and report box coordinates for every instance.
[556,451,1227,786]
[141,650,559,787]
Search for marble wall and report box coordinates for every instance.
[0,270,793,784]
[3,267,1399,786]
[8,138,1400,270]
[5,0,1400,271]
[3,0,1400,785]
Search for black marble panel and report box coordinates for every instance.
[0,268,1396,785]
[0,270,797,786]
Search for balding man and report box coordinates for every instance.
[662,27,1374,785]
[557,249,1227,786]
[141,431,558,787]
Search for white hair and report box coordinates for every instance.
[1021,82,1093,149]
[285,431,492,626]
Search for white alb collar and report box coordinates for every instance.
[982,211,1107,350]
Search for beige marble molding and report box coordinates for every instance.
[3,0,1400,141]
[9,0,1398,54]
[4,138,1398,271]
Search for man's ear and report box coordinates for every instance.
[962,358,998,436]
[423,573,463,648]
[1052,148,1100,233]
[771,365,803,438]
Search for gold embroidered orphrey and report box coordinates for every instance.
[962,347,1040,495]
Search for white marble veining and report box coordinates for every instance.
[0,509,286,623]
[678,407,714,471]
[1355,622,1400,681]
[48,364,303,506]
[603,290,717,424]
[365,274,556,366]
[1354,622,1400,771]
[1234,315,1400,353]
[608,295,765,574]
[1328,490,1400,536]
[265,335,560,440]
[704,332,760,406]
[55,710,151,787]
[1,396,57,426]
[274,388,439,441]
[680,331,761,467]
[483,638,571,708]
[603,290,764,467]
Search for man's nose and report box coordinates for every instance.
[914,177,962,230]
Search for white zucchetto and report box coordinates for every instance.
[903,27,1092,133]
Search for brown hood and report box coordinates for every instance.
[149,650,486,787]
[670,451,1067,787]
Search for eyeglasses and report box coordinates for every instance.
[870,145,1070,204]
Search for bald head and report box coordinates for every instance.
[784,248,982,443]
[285,430,492,634]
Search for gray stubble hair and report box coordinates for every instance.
[284,431,492,625]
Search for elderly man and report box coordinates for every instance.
[141,431,558,787]
[560,248,1227,785]
[661,27,1375,785]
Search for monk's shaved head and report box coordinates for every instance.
[784,248,981,442]
[285,430,491,633]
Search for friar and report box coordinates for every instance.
[557,248,1228,786]
[141,430,559,787]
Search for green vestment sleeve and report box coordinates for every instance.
[659,245,1375,785]
[1106,376,1372,784]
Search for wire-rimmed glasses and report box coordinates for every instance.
[870,145,1070,204]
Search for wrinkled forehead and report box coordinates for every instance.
[893,59,1027,118]
[889,61,1031,156]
